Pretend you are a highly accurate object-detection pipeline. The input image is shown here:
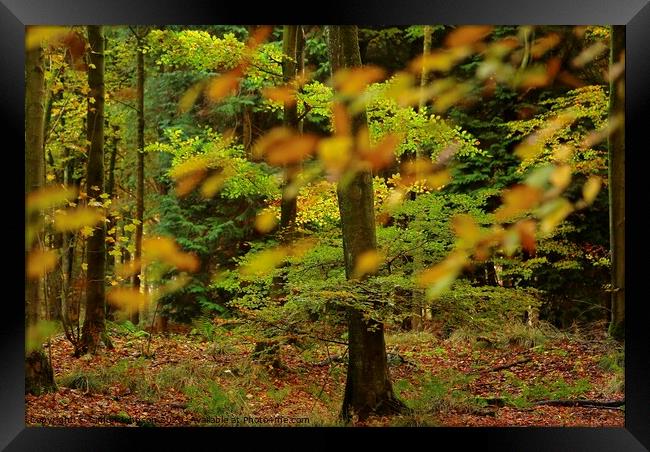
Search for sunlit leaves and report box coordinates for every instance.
[26,248,58,279]
[53,207,103,232]
[351,250,385,279]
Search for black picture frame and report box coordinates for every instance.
[3,0,649,449]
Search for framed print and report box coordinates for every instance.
[3,0,649,449]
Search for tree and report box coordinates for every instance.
[131,27,150,325]
[79,25,106,354]
[327,25,406,421]
[608,25,625,341]
[25,42,56,394]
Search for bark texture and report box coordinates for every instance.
[328,25,405,421]
[608,25,625,341]
[25,43,56,393]
[80,25,106,354]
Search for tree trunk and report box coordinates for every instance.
[280,25,300,231]
[105,131,119,321]
[25,43,56,393]
[80,25,106,354]
[608,25,625,341]
[418,25,433,112]
[132,30,147,325]
[327,25,405,421]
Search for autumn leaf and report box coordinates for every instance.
[26,185,78,213]
[452,214,481,248]
[253,128,319,166]
[417,251,467,298]
[495,185,543,222]
[262,85,296,106]
[582,176,602,205]
[333,66,386,96]
[538,198,574,234]
[54,207,103,232]
[178,80,206,114]
[143,236,199,272]
[26,248,58,279]
[515,219,537,255]
[239,248,287,277]
[26,321,59,352]
[444,26,493,48]
[255,210,279,234]
[318,136,353,177]
[25,26,69,50]
[351,250,384,279]
[549,165,572,190]
[358,133,400,171]
[530,33,561,58]
[107,288,149,315]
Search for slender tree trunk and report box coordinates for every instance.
[608,25,625,341]
[79,25,106,354]
[132,31,147,325]
[418,25,433,113]
[280,25,300,231]
[25,43,56,394]
[105,131,119,321]
[328,25,406,421]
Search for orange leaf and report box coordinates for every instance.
[26,248,58,279]
[444,26,493,48]
[333,66,386,96]
[495,185,543,222]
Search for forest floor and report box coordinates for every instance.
[26,322,624,427]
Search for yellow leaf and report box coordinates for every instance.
[409,51,457,73]
[81,263,88,271]
[143,236,199,272]
[53,207,103,232]
[572,41,608,68]
[115,259,142,279]
[239,248,287,277]
[178,80,206,114]
[255,210,278,234]
[358,133,400,172]
[25,26,69,50]
[444,26,493,48]
[26,185,78,213]
[424,170,451,191]
[582,176,602,205]
[333,66,386,96]
[351,250,384,279]
[262,85,296,105]
[539,198,574,234]
[205,70,242,103]
[318,136,353,176]
[107,288,149,314]
[515,219,537,255]
[452,214,481,247]
[200,172,228,198]
[417,251,467,298]
[26,248,58,279]
[530,33,561,58]
[253,128,319,166]
[495,185,543,222]
[549,165,572,190]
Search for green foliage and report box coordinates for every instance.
[184,382,245,420]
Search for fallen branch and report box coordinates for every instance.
[534,399,624,408]
[486,357,531,372]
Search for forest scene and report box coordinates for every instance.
[25,24,625,427]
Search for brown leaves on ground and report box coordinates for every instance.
[26,323,623,427]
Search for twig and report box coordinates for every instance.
[534,399,625,408]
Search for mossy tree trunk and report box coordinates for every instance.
[79,25,106,354]
[25,42,56,394]
[608,25,625,341]
[327,25,406,421]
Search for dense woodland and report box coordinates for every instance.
[25,24,625,426]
